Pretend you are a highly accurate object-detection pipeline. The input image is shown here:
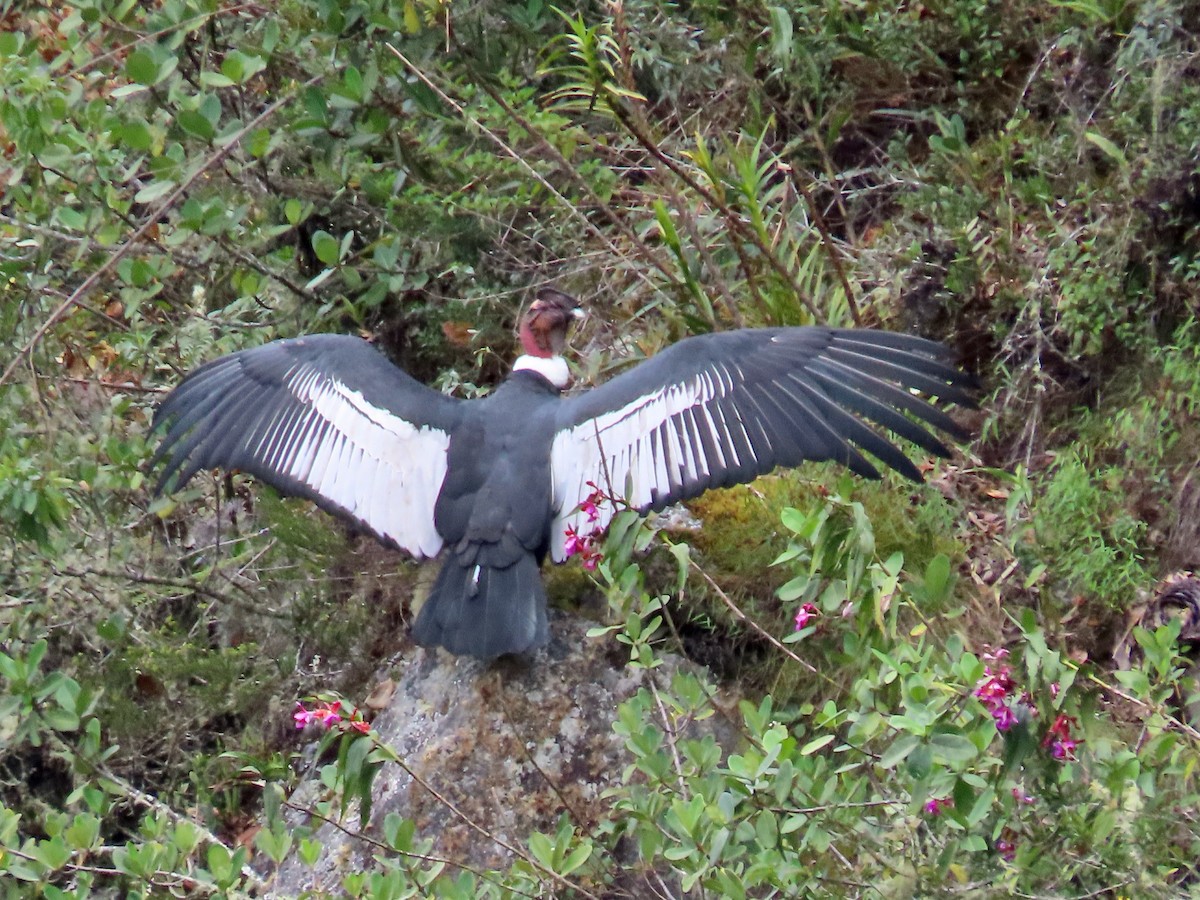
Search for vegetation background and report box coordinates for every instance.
[2,0,1200,896]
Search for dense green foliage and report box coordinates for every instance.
[2,0,1200,896]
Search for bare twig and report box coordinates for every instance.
[648,678,689,798]
[280,798,536,896]
[1086,671,1200,743]
[791,172,863,325]
[687,556,826,680]
[0,77,321,389]
[71,3,263,77]
[493,680,592,828]
[612,107,824,322]
[385,44,666,303]
[385,752,605,900]
[63,376,163,394]
[55,565,289,619]
[49,732,266,893]
[468,76,679,287]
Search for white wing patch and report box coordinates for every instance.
[549,367,748,562]
[252,363,450,558]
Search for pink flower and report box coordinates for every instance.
[564,523,604,570]
[972,664,1028,731]
[294,700,343,730]
[293,699,379,735]
[793,602,819,631]
[973,667,1015,702]
[991,705,1018,732]
[924,797,953,817]
[580,482,606,522]
[1012,786,1036,805]
[292,702,313,729]
[1042,714,1080,760]
[995,838,1016,860]
[563,525,588,558]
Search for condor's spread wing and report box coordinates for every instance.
[153,335,463,559]
[548,327,974,561]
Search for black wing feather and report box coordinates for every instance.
[152,334,463,559]
[548,326,975,560]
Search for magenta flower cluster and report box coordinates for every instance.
[924,797,953,817]
[1042,714,1079,760]
[973,655,1022,731]
[971,647,1080,763]
[293,700,370,734]
[793,602,819,631]
[563,481,607,570]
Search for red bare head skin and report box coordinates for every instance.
[518,288,582,358]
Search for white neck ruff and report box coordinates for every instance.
[513,354,570,389]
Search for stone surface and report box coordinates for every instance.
[264,612,729,895]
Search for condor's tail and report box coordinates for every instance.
[411,553,548,660]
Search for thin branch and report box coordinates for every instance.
[1086,671,1200,743]
[71,3,264,77]
[384,751,605,900]
[0,76,321,389]
[55,565,289,619]
[791,171,863,325]
[48,732,266,894]
[492,682,593,831]
[385,43,666,305]
[686,556,822,677]
[648,678,690,798]
[612,107,824,322]
[280,798,538,897]
[468,76,679,287]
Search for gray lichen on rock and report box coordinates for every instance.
[264,612,736,895]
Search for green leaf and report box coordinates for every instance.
[220,50,266,85]
[767,7,793,62]
[776,574,810,602]
[64,814,100,851]
[28,640,47,672]
[906,742,932,778]
[800,734,834,755]
[96,614,125,642]
[134,179,176,204]
[110,83,149,99]
[528,831,555,867]
[342,66,364,102]
[384,813,415,852]
[115,121,153,152]
[42,707,80,732]
[125,49,157,85]
[200,70,236,89]
[403,0,422,33]
[1085,131,1127,168]
[0,31,24,56]
[33,836,71,870]
[923,554,951,602]
[929,732,977,765]
[311,230,340,265]
[177,109,215,141]
[879,733,919,769]
[254,825,292,863]
[206,843,232,884]
[560,841,591,875]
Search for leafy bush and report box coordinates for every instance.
[3,0,1200,896]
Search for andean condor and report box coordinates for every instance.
[153,289,976,660]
